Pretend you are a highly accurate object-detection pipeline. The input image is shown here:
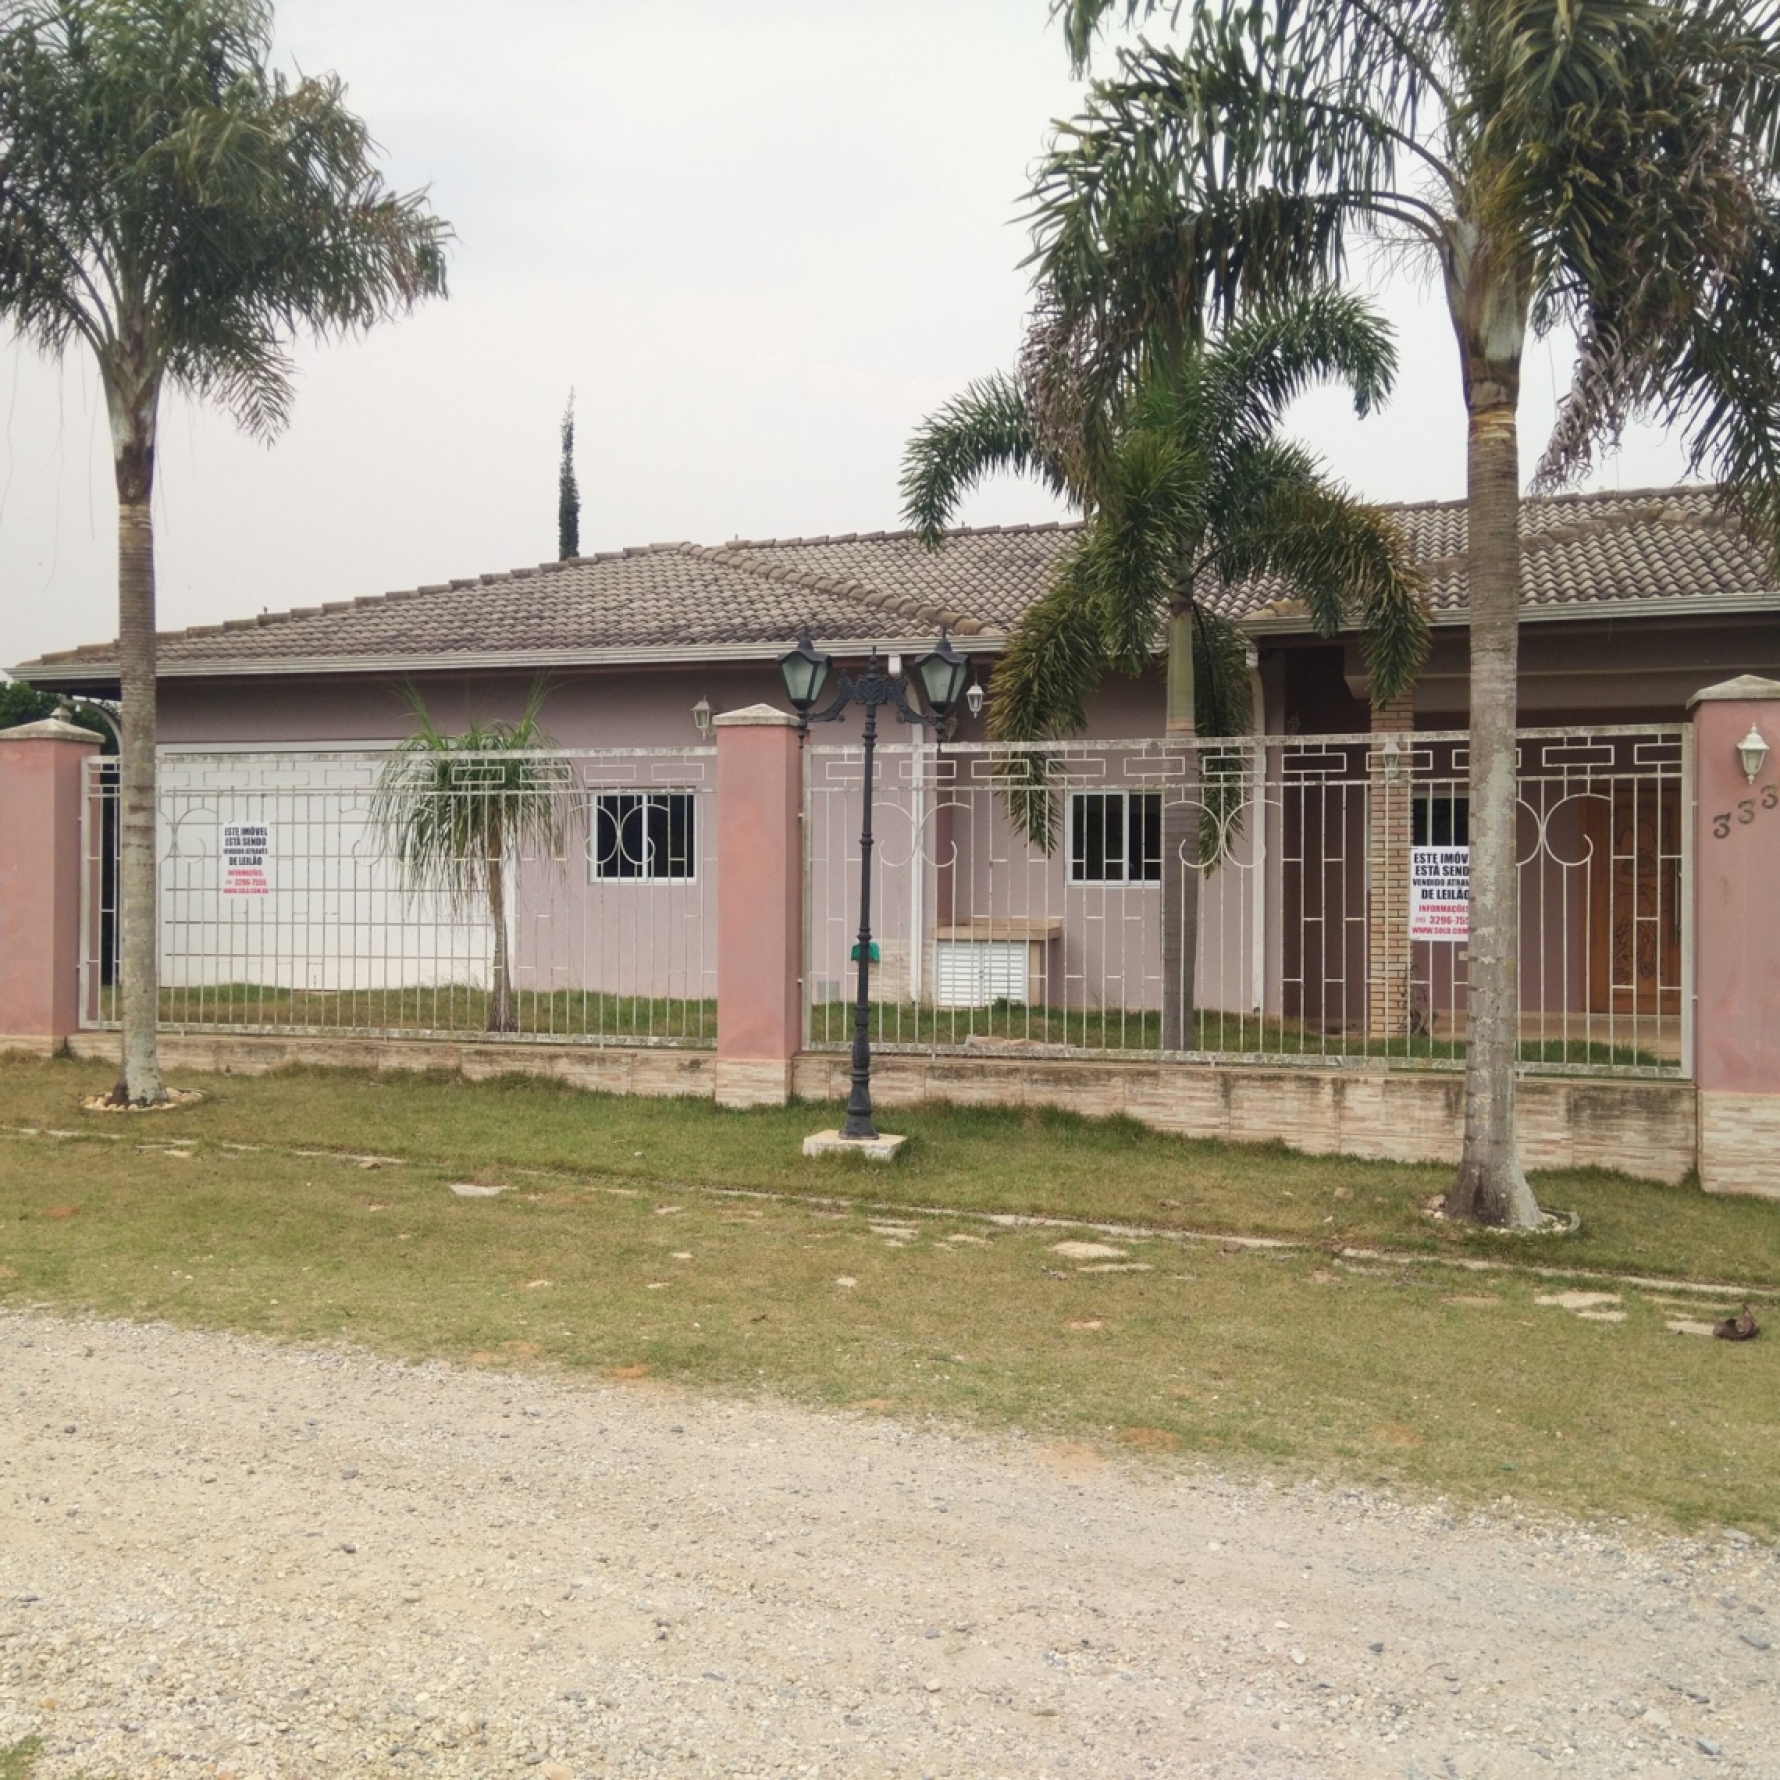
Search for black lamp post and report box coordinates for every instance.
[779,628,968,1141]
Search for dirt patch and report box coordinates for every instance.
[1370,1421,1423,1448]
[1118,1426,1179,1453]
[79,1087,205,1115]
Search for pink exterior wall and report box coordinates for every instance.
[155,664,790,749]
[0,719,101,1046]
[713,705,803,1107]
[1692,676,1780,1196]
[152,658,1165,755]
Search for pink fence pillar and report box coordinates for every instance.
[1691,675,1780,1197]
[0,717,102,1050]
[713,704,803,1108]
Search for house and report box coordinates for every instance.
[13,483,1778,1071]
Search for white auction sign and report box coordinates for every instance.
[1409,845,1468,941]
[221,822,271,897]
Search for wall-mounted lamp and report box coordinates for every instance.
[692,696,713,740]
[965,678,985,722]
[1738,722,1770,784]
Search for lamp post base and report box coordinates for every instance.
[802,1129,908,1163]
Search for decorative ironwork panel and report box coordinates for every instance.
[804,726,1689,1078]
[80,747,717,1046]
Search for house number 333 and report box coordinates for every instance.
[1712,783,1780,839]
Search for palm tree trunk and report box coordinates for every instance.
[1161,605,1200,1051]
[1441,249,1541,1228]
[107,375,168,1107]
[486,829,515,1032]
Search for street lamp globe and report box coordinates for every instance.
[778,629,832,723]
[911,631,969,724]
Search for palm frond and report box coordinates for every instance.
[984,550,1109,848]
[372,682,570,913]
[1026,18,1433,409]
[1074,422,1203,674]
[1209,447,1427,704]
[1527,4,1780,498]
[1198,286,1398,444]
[1191,605,1254,737]
[1656,203,1780,567]
[899,371,1066,546]
[1190,606,1256,865]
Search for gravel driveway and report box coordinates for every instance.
[1,1310,1775,1778]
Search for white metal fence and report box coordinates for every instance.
[80,747,718,1045]
[805,727,1690,1077]
[77,727,1691,1074]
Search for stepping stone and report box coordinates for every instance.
[1535,1290,1620,1313]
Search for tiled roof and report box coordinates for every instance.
[725,524,1081,633]
[16,485,1775,684]
[1245,484,1770,622]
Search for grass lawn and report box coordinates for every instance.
[88,984,1669,1069]
[94,982,718,1044]
[813,999,1672,1070]
[0,1742,44,1780]
[2,1053,1775,1537]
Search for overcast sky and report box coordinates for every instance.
[0,0,1694,671]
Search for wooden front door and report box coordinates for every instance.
[1584,784,1682,1015]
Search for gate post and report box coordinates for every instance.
[0,717,102,1051]
[713,704,803,1108]
[1690,674,1780,1197]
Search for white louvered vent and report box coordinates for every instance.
[933,939,1029,1009]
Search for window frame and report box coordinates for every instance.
[1411,793,1470,849]
[1067,788,1163,887]
[588,788,700,885]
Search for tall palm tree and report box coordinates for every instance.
[0,0,448,1104]
[1032,0,1780,1225]
[903,289,1428,1049]
[372,687,569,1035]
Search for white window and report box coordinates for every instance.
[591,790,697,882]
[1069,790,1162,885]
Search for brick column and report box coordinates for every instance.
[1366,687,1416,1040]
[1691,674,1780,1197]
[713,704,803,1108]
[0,717,103,1051]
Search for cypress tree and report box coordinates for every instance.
[558,391,580,560]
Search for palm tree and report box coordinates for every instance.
[1031,0,1780,1226]
[0,0,448,1104]
[372,687,569,1035]
[903,289,1428,1049]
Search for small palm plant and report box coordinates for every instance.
[373,686,569,1033]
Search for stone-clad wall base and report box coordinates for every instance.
[714,1057,794,1109]
[63,1031,714,1100]
[792,1053,1698,1185]
[55,1032,1701,1186]
[1698,1092,1780,1199]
